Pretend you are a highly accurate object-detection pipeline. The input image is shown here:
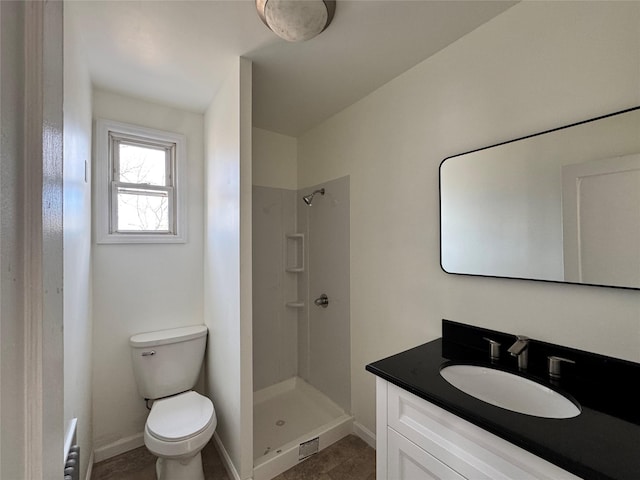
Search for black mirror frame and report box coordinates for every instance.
[439,105,640,291]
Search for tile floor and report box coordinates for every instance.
[272,435,375,480]
[91,434,374,480]
[90,439,229,480]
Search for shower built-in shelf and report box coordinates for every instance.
[286,302,305,309]
[285,233,304,273]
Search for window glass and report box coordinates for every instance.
[117,188,169,231]
[118,142,167,186]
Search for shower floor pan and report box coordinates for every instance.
[253,377,353,480]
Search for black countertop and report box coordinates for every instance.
[365,320,640,480]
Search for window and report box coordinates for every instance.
[95,119,186,243]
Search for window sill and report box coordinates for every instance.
[96,233,187,245]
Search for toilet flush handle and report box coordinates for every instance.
[141,350,156,356]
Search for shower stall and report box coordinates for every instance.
[252,176,351,480]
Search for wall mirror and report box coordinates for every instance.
[440,106,640,290]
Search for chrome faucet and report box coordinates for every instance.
[508,335,530,371]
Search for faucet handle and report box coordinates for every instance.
[482,337,501,361]
[548,355,576,380]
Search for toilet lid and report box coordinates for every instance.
[147,391,214,442]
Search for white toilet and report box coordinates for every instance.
[130,325,216,480]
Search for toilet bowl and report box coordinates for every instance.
[144,391,217,480]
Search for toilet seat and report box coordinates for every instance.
[144,391,217,460]
[147,391,214,442]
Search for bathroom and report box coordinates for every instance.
[1,1,639,479]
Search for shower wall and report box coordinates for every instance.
[253,186,299,391]
[297,176,351,413]
[252,176,350,413]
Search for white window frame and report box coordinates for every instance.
[95,118,187,244]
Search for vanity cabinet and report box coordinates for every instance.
[376,378,581,480]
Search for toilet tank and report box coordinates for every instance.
[130,325,208,400]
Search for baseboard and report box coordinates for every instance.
[353,421,376,449]
[93,432,145,463]
[85,451,94,480]
[213,432,242,480]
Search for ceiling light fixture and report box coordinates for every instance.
[256,0,336,42]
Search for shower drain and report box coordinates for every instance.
[275,419,286,426]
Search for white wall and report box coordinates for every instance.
[203,57,253,479]
[91,90,205,457]
[297,1,640,437]
[0,2,27,476]
[252,127,297,189]
[63,10,93,479]
[252,185,298,392]
[252,127,299,392]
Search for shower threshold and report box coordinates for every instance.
[253,377,353,480]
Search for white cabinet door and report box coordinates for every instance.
[387,428,465,480]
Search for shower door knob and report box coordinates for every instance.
[314,294,329,308]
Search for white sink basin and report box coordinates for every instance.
[440,364,581,419]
